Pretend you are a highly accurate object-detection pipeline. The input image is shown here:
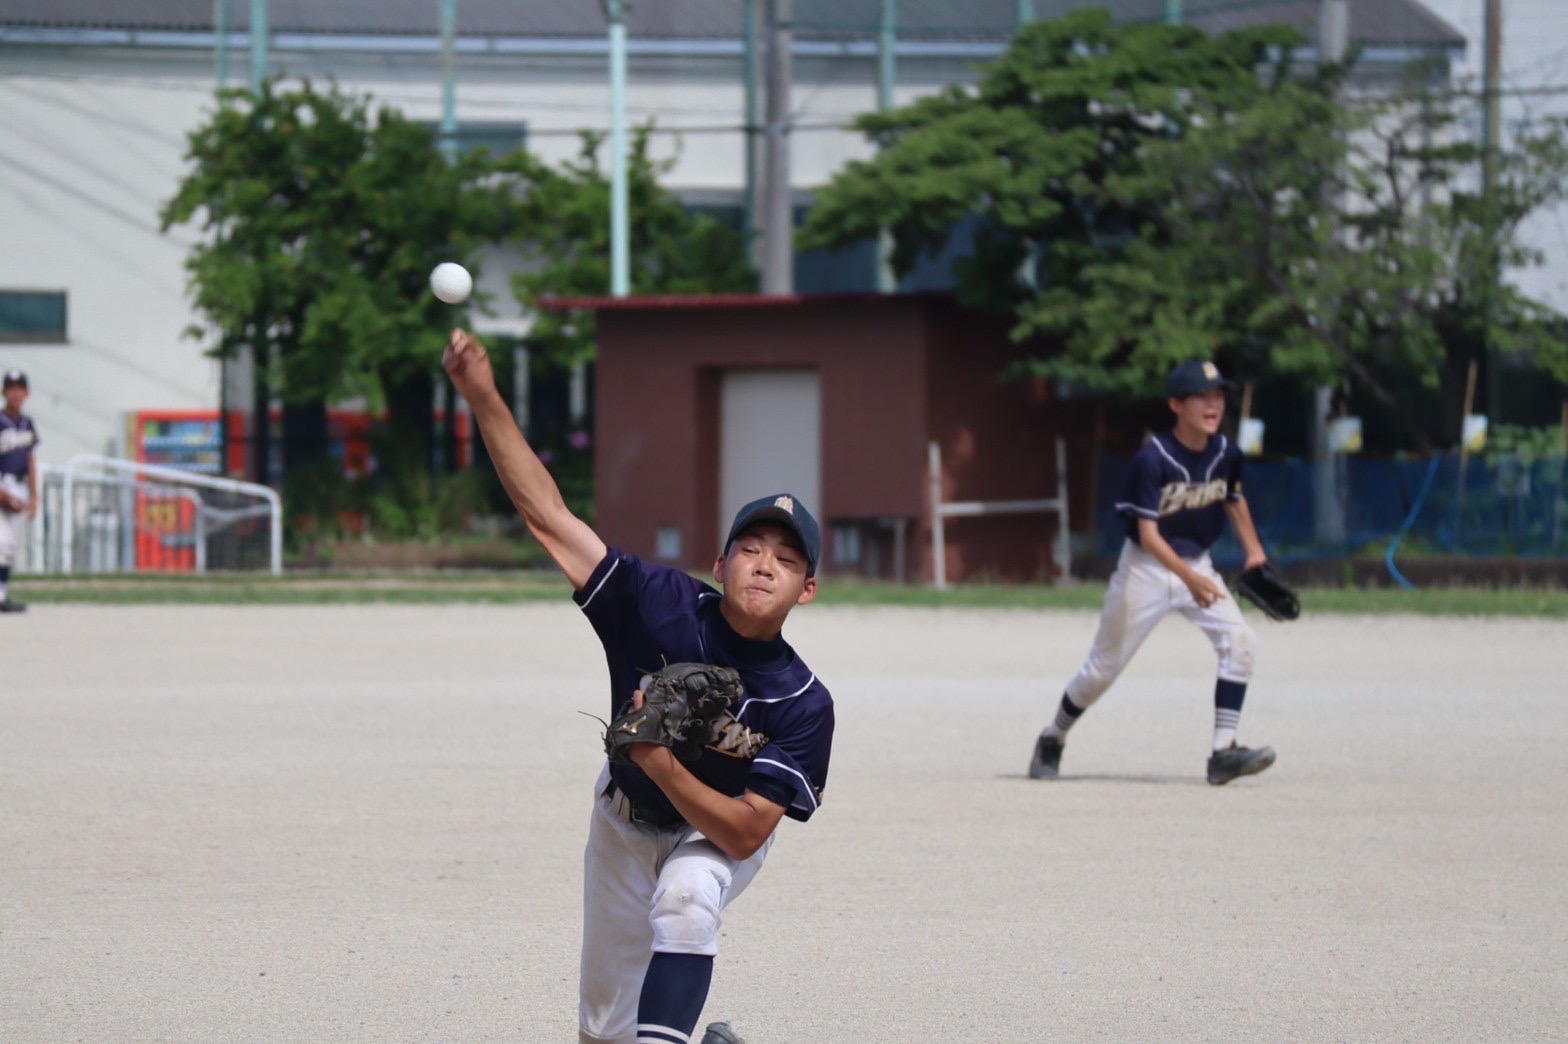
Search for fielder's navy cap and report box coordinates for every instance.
[2,369,25,388]
[1166,360,1233,399]
[725,493,821,576]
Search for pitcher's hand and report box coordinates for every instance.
[442,328,496,403]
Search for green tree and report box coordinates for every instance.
[800,9,1304,393]
[160,78,506,489]
[800,9,1568,447]
[1097,64,1568,448]
[503,126,757,370]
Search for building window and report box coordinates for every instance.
[655,525,682,561]
[0,290,67,343]
[831,523,862,566]
[420,122,528,157]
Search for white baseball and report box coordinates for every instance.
[429,262,473,304]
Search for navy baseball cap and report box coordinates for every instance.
[1166,360,1233,399]
[724,493,821,577]
[2,369,25,389]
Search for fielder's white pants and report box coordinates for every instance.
[578,763,772,1044]
[1064,540,1257,710]
[0,474,28,567]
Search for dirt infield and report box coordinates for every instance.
[2,603,1563,1042]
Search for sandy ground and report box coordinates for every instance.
[1,602,1565,1043]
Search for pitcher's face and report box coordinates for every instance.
[715,521,817,637]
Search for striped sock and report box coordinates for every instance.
[1213,679,1248,751]
[1044,694,1085,740]
[636,952,713,1044]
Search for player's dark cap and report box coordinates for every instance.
[2,369,25,389]
[724,493,821,577]
[1166,360,1233,399]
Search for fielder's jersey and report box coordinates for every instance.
[0,412,39,479]
[574,548,834,825]
[1117,430,1243,558]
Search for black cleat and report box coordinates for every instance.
[1028,734,1063,779]
[1207,744,1276,785]
[0,599,26,614]
[701,1022,746,1044]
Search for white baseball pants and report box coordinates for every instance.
[0,474,28,567]
[578,764,772,1044]
[1064,540,1257,710]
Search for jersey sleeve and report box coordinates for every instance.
[572,548,636,650]
[746,684,834,822]
[1114,442,1164,522]
[1224,438,1245,500]
[572,548,708,647]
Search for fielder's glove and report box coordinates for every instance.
[1235,562,1301,622]
[604,662,744,765]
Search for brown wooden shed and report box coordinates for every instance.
[544,292,1113,584]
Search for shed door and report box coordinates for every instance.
[719,369,821,550]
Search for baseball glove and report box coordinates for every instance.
[603,662,744,765]
[1236,562,1300,622]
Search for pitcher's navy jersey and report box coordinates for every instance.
[1116,430,1243,558]
[574,548,834,825]
[0,412,39,479]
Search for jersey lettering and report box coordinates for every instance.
[1157,477,1229,516]
[0,427,35,454]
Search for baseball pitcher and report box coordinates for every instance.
[443,328,833,1044]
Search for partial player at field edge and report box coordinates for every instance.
[0,369,40,614]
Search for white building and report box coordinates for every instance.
[1,1,1466,467]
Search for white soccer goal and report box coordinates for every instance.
[22,456,281,576]
[927,438,1070,589]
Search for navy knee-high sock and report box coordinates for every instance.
[636,951,714,1043]
[1213,679,1248,751]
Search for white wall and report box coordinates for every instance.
[0,57,220,464]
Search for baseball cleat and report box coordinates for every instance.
[1207,744,1276,785]
[0,599,26,613]
[701,1021,746,1044]
[1028,734,1063,779]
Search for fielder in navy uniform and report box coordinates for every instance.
[1030,360,1276,785]
[443,329,832,1044]
[0,369,40,614]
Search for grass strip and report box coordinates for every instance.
[12,574,1568,617]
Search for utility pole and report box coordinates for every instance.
[215,0,229,86]
[439,0,457,163]
[762,0,793,293]
[875,0,896,293]
[1313,0,1349,546]
[1481,0,1503,424]
[603,0,630,297]
[743,1,763,271]
[248,0,267,91]
[249,0,269,484]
